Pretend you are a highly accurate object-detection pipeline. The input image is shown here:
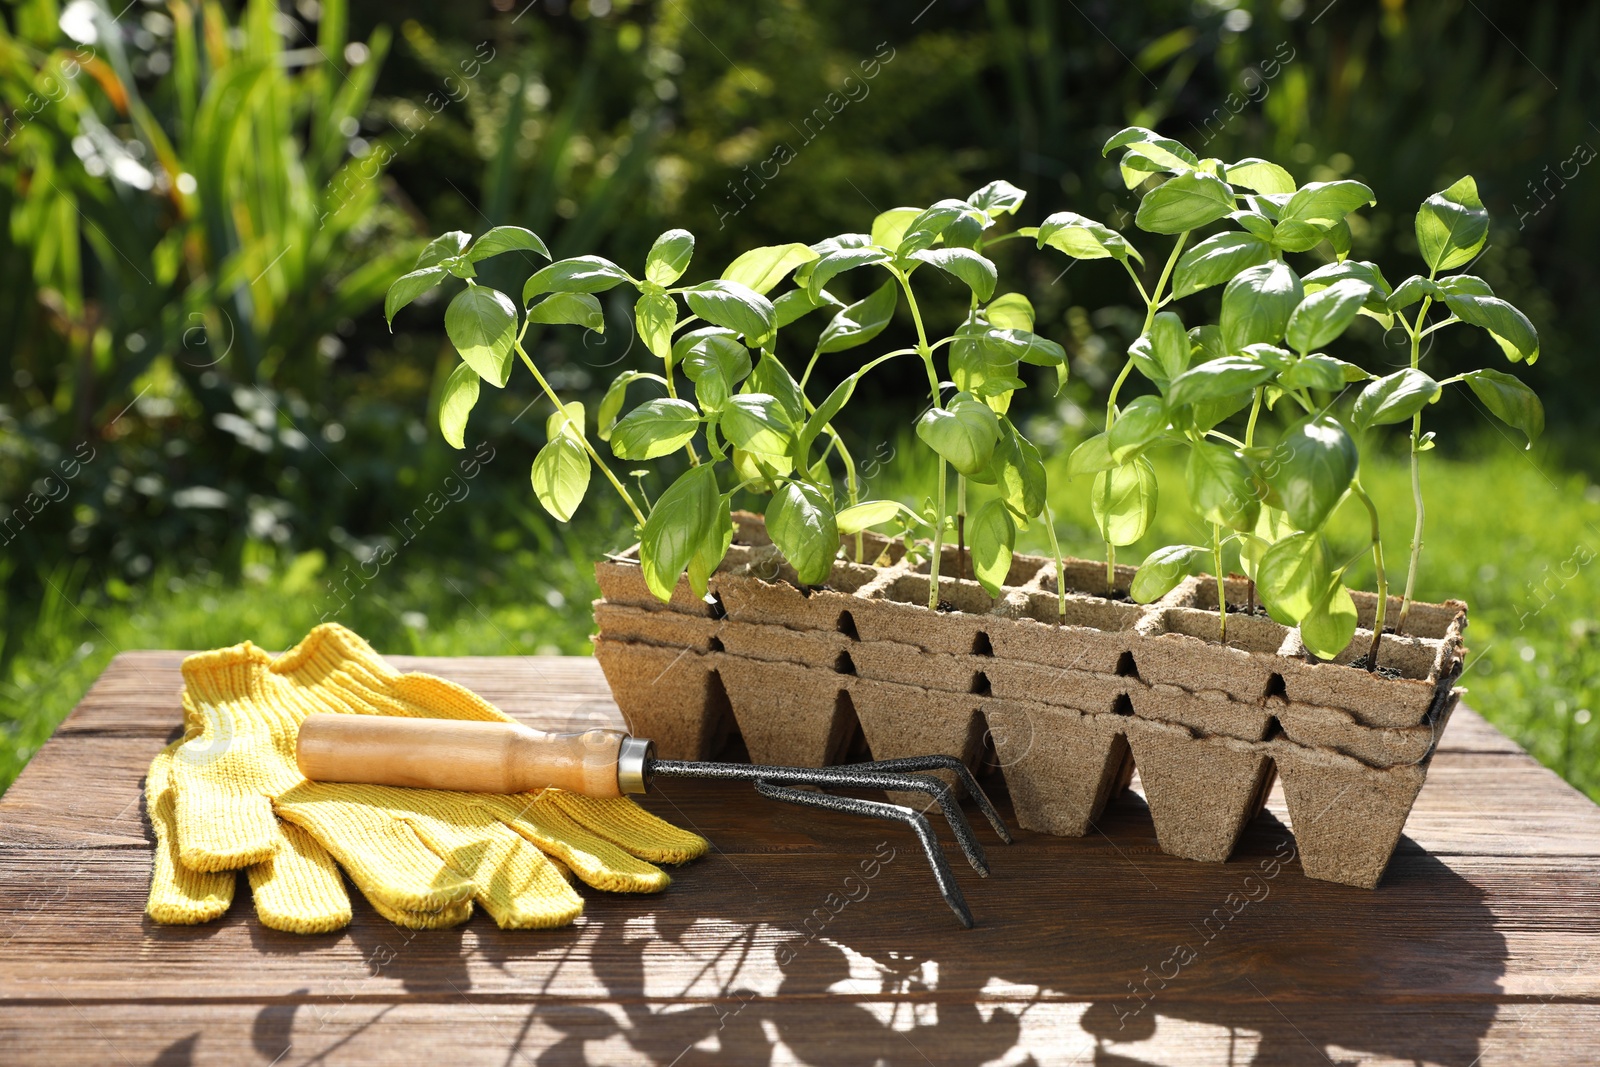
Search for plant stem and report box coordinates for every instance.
[1098,232,1191,595]
[956,475,967,582]
[895,268,946,611]
[1353,481,1389,670]
[1043,500,1067,624]
[933,459,948,608]
[514,343,647,528]
[1398,299,1432,634]
[658,347,700,467]
[1212,522,1227,644]
[827,428,864,562]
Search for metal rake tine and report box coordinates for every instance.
[773,766,990,877]
[651,760,992,877]
[837,755,1013,845]
[752,779,974,929]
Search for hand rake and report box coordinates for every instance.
[297,714,1012,927]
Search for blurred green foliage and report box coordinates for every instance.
[3,0,1598,793]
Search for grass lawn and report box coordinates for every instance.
[3,437,1596,803]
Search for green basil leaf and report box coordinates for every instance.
[445,286,518,387]
[905,247,998,302]
[1135,170,1236,234]
[837,499,915,535]
[527,291,604,331]
[915,394,1002,476]
[1131,544,1209,603]
[817,280,897,354]
[682,333,752,387]
[896,199,983,256]
[644,228,695,286]
[795,374,858,464]
[1256,531,1332,625]
[1264,416,1357,531]
[994,420,1047,521]
[732,447,793,489]
[951,326,1019,412]
[416,231,471,269]
[1171,232,1272,299]
[1440,289,1540,364]
[1277,353,1352,393]
[686,491,734,598]
[1231,211,1277,241]
[768,480,839,585]
[386,266,447,326]
[1416,175,1489,274]
[1187,440,1259,532]
[1103,126,1200,172]
[1189,323,1227,364]
[1437,274,1496,298]
[1223,158,1296,195]
[1220,260,1303,353]
[1108,394,1167,464]
[545,399,585,441]
[1128,311,1190,388]
[671,326,738,370]
[640,464,720,601]
[967,179,1028,218]
[719,393,794,455]
[635,291,677,362]
[610,398,701,460]
[523,255,632,301]
[1300,579,1357,660]
[969,499,1017,596]
[868,207,921,251]
[1460,368,1543,447]
[1350,368,1441,430]
[1034,211,1136,262]
[773,287,835,328]
[1387,274,1445,312]
[1068,433,1117,476]
[1092,457,1158,547]
[1326,218,1352,258]
[747,351,807,424]
[684,280,776,343]
[468,226,550,264]
[807,247,892,300]
[1285,278,1372,352]
[985,292,1035,332]
[1280,180,1375,227]
[1303,259,1394,315]
[597,371,652,442]
[437,361,479,449]
[530,435,590,523]
[989,327,1066,367]
[722,242,818,295]
[1167,355,1276,410]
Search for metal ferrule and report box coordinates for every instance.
[616,736,654,795]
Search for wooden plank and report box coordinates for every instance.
[2,826,1598,1002]
[3,652,1599,1067]
[9,720,1600,857]
[5,998,1598,1067]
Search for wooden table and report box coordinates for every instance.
[2,653,1598,1066]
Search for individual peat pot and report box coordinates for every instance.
[590,512,1466,889]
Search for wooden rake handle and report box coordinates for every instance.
[295,714,653,797]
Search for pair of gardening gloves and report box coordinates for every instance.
[145,623,708,933]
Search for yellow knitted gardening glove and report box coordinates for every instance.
[148,623,707,932]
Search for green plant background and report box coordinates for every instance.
[3,0,1596,800]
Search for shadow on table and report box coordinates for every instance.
[474,785,1506,1067]
[197,779,1506,1067]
